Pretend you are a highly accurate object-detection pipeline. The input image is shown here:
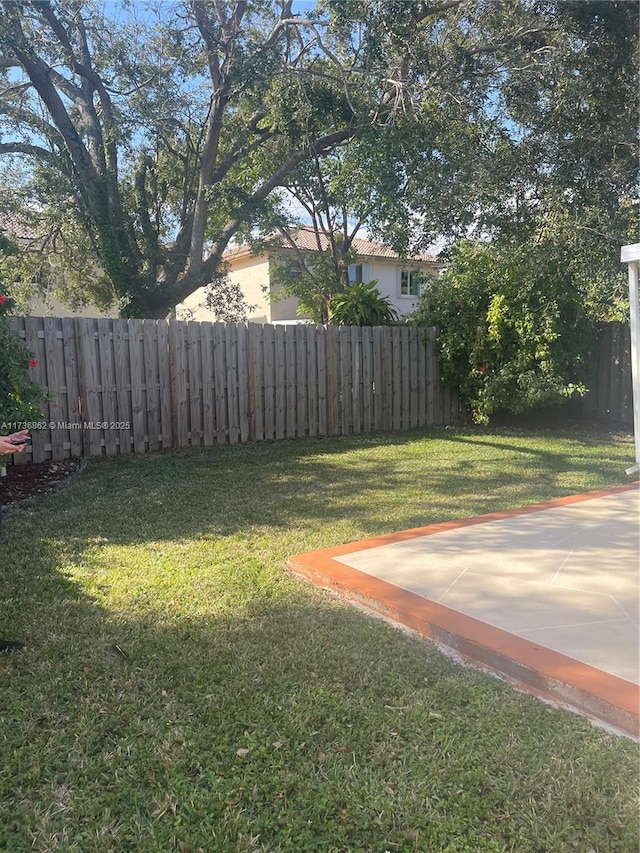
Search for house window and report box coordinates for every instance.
[348,263,368,284]
[399,269,422,296]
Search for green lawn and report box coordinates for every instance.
[0,427,638,853]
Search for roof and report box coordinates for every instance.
[224,225,438,264]
[0,210,42,242]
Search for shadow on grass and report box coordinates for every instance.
[28,427,632,549]
[0,537,637,853]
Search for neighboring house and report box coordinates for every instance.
[0,211,117,319]
[178,226,442,323]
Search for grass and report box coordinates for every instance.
[0,426,638,853]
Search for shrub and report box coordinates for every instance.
[329,281,398,326]
[0,240,48,427]
[412,241,596,423]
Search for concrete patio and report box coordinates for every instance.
[289,483,640,738]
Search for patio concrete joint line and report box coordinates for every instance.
[436,566,469,603]
[548,550,574,586]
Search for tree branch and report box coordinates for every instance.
[0,140,57,164]
[172,127,355,303]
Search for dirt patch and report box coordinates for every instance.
[0,458,85,512]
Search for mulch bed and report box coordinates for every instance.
[0,458,85,511]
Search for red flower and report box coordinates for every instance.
[28,358,39,369]
[0,295,7,306]
[455,299,463,307]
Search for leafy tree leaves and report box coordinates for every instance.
[412,239,597,423]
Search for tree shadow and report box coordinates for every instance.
[0,458,636,851]
[34,427,631,550]
[1,553,635,852]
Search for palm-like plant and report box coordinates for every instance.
[329,281,398,326]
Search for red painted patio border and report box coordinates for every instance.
[288,483,640,738]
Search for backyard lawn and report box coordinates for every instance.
[0,427,638,853]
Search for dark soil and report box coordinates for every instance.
[0,458,84,511]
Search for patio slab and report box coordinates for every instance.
[288,484,640,738]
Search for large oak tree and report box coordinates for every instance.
[0,1,636,318]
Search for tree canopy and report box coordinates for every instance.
[0,1,637,318]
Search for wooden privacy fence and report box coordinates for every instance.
[573,321,633,427]
[7,317,465,462]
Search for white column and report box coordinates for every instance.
[620,244,640,473]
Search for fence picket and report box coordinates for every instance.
[188,320,203,446]
[128,319,147,452]
[326,325,340,435]
[21,317,45,463]
[372,326,383,430]
[237,323,250,443]
[97,319,117,456]
[112,319,133,454]
[274,325,286,441]
[351,328,362,435]
[156,320,172,449]
[262,324,275,441]
[61,317,83,458]
[306,324,318,437]
[213,323,228,445]
[409,328,419,429]
[32,317,629,460]
[41,319,64,459]
[201,322,215,446]
[295,326,308,438]
[417,328,427,427]
[361,327,372,433]
[143,320,161,452]
[316,326,327,436]
[285,327,297,439]
[226,324,240,445]
[75,318,102,457]
[426,327,435,426]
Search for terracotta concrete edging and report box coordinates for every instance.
[288,484,640,738]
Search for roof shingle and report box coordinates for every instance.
[224,225,438,264]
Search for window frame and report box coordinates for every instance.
[398,267,422,298]
[348,262,370,284]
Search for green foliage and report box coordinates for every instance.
[413,241,597,423]
[0,246,48,425]
[0,199,118,315]
[329,280,398,326]
[260,135,415,324]
[0,1,635,319]
[267,244,345,325]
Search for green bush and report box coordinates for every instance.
[412,241,596,423]
[0,275,48,428]
[329,280,398,326]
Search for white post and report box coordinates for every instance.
[620,244,640,475]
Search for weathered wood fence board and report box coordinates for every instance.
[571,321,633,426]
[5,318,456,460]
[6,317,632,462]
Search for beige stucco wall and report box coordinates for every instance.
[256,256,437,323]
[176,254,274,323]
[231,254,272,322]
[25,294,118,319]
[266,259,309,322]
[366,258,437,317]
[176,252,439,324]
[176,254,307,324]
